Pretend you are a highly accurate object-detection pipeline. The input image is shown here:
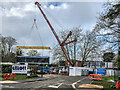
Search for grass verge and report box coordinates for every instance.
[91,76,118,89]
[0,73,38,81]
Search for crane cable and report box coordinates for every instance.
[40,5,63,58]
[41,5,68,33]
[23,3,44,56]
[33,4,44,56]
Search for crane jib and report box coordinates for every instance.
[35,2,76,66]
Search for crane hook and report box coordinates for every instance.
[32,18,38,30]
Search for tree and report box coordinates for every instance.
[78,30,105,65]
[52,27,104,66]
[0,34,2,61]
[52,27,82,66]
[94,1,120,52]
[5,36,17,53]
[93,1,120,69]
[1,35,17,62]
[116,55,120,69]
[103,52,115,62]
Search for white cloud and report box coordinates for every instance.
[8,7,25,17]
[2,2,36,18]
[43,5,47,8]
[49,4,55,9]
[4,7,25,18]
[24,3,35,12]
[61,3,68,9]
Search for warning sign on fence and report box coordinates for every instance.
[97,68,105,76]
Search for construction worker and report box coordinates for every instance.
[30,67,34,75]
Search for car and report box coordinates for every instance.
[49,67,59,74]
[36,66,50,74]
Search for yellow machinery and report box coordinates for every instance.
[16,46,50,49]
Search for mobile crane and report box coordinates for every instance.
[35,2,77,66]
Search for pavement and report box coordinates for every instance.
[75,78,104,90]
[75,76,92,88]
[78,84,103,89]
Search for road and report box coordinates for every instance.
[1,74,91,89]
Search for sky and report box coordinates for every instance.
[0,1,106,63]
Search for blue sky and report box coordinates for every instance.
[47,2,63,7]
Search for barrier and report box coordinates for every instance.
[69,67,90,76]
[89,74,102,80]
[116,80,120,89]
[3,73,16,79]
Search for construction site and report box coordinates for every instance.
[0,1,120,90]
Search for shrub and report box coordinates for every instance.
[26,74,38,78]
[2,64,12,73]
[116,55,120,70]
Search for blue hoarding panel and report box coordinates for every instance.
[97,68,105,76]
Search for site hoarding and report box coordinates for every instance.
[12,65,27,74]
[69,67,90,76]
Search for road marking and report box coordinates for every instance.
[48,83,63,88]
[72,77,88,89]
[1,85,15,88]
[0,81,18,83]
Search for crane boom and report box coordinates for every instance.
[35,2,74,66]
